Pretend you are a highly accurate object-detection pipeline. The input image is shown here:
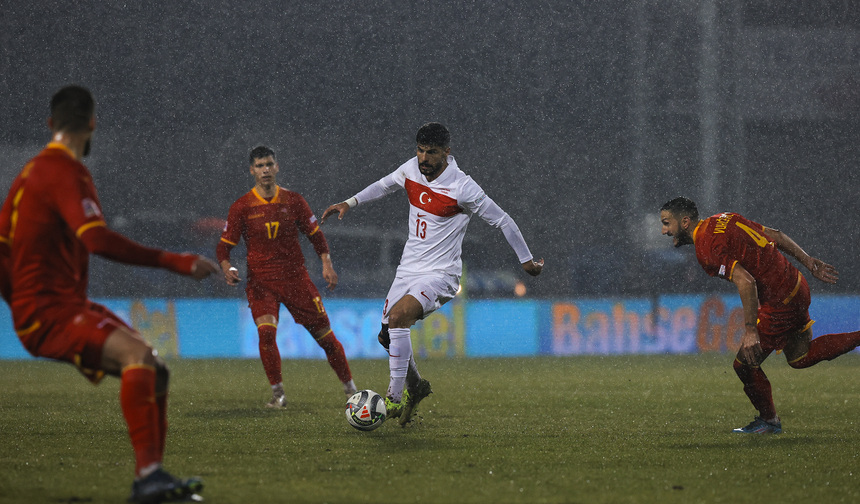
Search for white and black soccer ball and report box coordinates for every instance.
[345,389,386,431]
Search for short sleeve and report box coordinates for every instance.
[220,199,244,246]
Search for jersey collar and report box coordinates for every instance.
[692,219,705,244]
[46,141,77,161]
[252,186,280,204]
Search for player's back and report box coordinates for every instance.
[695,212,798,304]
[0,144,97,317]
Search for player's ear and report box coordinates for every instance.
[47,117,54,131]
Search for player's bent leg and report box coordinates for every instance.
[786,327,860,369]
[102,328,162,475]
[732,358,780,433]
[386,296,425,425]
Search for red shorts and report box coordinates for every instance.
[757,273,812,353]
[16,301,130,384]
[245,271,330,334]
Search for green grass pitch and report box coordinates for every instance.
[1,354,859,503]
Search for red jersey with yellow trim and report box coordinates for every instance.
[0,142,107,326]
[694,212,800,306]
[218,186,329,280]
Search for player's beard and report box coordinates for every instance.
[419,161,443,179]
[673,227,694,247]
[83,138,91,157]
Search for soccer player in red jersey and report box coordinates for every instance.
[216,146,356,407]
[0,85,218,502]
[660,197,860,434]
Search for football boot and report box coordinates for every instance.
[732,416,782,434]
[400,379,433,426]
[127,468,203,503]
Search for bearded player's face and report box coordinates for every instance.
[416,143,450,181]
[660,210,694,247]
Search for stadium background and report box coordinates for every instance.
[2,1,860,358]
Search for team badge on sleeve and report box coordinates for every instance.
[718,264,727,279]
[81,198,101,218]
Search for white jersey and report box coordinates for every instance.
[352,155,533,277]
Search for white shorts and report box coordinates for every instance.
[381,273,460,323]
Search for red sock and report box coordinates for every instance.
[733,359,777,420]
[120,365,160,476]
[317,331,352,383]
[155,392,168,461]
[789,331,860,369]
[258,324,282,385]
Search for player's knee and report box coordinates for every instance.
[387,311,413,329]
[377,324,390,350]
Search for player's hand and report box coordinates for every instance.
[321,202,350,224]
[321,255,338,291]
[220,261,241,286]
[190,257,219,281]
[522,258,544,276]
[809,258,838,284]
[737,326,765,366]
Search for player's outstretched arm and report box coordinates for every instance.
[522,258,544,276]
[189,256,219,280]
[321,202,351,224]
[81,225,216,280]
[762,226,838,284]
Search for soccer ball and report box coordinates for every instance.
[345,389,386,431]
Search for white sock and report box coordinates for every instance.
[271,382,284,394]
[343,379,357,395]
[387,328,412,402]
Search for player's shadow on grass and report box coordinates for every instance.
[669,435,823,450]
[180,400,325,419]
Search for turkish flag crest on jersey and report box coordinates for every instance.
[404,179,463,217]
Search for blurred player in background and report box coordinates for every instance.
[660,197,860,434]
[322,122,543,426]
[0,85,218,502]
[217,146,356,408]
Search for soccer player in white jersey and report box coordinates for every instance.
[321,122,544,426]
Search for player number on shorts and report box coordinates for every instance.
[312,296,325,313]
[736,222,768,248]
[265,221,279,239]
[415,218,427,239]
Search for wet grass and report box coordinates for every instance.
[1,354,859,503]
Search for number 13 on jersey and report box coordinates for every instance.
[415,217,427,239]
